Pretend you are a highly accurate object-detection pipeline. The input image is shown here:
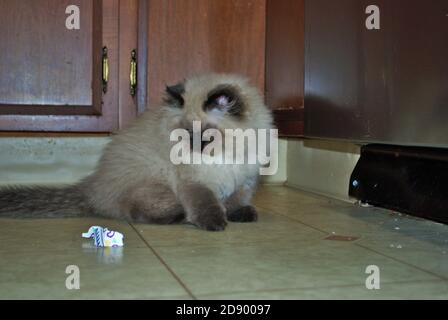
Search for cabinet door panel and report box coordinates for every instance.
[0,0,120,132]
[0,0,94,108]
[146,0,266,106]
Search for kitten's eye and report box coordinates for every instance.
[215,95,234,107]
[204,86,243,116]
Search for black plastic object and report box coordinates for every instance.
[349,144,448,224]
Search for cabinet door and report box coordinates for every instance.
[0,0,120,132]
[146,0,266,106]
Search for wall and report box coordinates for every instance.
[259,138,287,185]
[0,137,288,186]
[286,138,360,202]
[0,137,108,186]
[0,137,358,203]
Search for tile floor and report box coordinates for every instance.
[0,185,447,299]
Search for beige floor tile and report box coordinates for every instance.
[154,239,437,297]
[0,218,147,253]
[254,186,448,280]
[356,241,448,280]
[1,185,447,299]
[0,247,189,299]
[198,280,448,300]
[255,187,448,244]
[133,209,323,248]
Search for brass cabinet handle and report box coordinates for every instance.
[130,49,137,96]
[102,46,109,94]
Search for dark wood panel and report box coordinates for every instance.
[266,0,304,110]
[118,0,138,129]
[305,0,448,147]
[265,0,304,136]
[385,0,448,145]
[147,0,266,106]
[304,0,362,139]
[273,109,304,136]
[358,0,390,141]
[305,0,390,141]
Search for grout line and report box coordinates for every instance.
[196,278,447,299]
[256,205,330,235]
[128,222,197,300]
[257,204,448,281]
[283,182,356,204]
[354,242,448,281]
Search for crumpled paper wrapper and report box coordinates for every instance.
[82,226,124,247]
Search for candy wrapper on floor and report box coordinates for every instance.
[82,226,124,247]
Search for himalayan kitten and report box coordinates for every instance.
[0,74,274,231]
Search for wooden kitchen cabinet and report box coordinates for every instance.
[0,0,138,132]
[0,0,282,134]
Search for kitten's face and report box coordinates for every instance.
[163,73,272,135]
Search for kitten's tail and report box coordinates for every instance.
[0,185,94,218]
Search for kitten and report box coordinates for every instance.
[0,74,274,231]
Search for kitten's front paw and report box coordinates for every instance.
[227,205,258,223]
[193,205,227,231]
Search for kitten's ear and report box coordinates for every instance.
[164,81,185,106]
